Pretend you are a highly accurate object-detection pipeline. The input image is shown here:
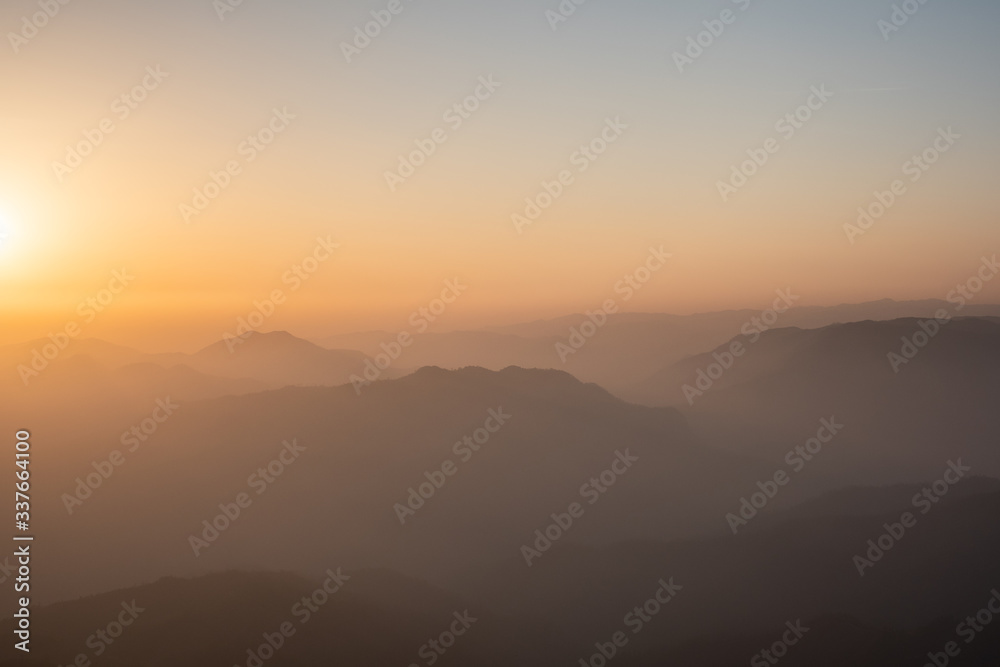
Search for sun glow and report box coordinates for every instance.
[0,207,12,251]
[0,203,29,273]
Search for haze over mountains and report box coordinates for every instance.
[0,330,372,410]
[629,316,1000,482]
[2,299,998,666]
[25,366,782,601]
[7,297,999,405]
[7,0,998,660]
[4,474,1000,665]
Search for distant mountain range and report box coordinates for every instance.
[4,485,998,666]
[627,317,1000,481]
[0,569,546,667]
[315,299,1000,393]
[0,331,373,406]
[30,365,791,603]
[4,299,1000,404]
[2,302,998,666]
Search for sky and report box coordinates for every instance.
[1,0,998,351]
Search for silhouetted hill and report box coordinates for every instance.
[190,330,373,387]
[318,300,1000,396]
[31,366,782,603]
[469,489,1000,655]
[754,476,1000,526]
[317,330,555,374]
[0,569,547,667]
[627,317,1000,482]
